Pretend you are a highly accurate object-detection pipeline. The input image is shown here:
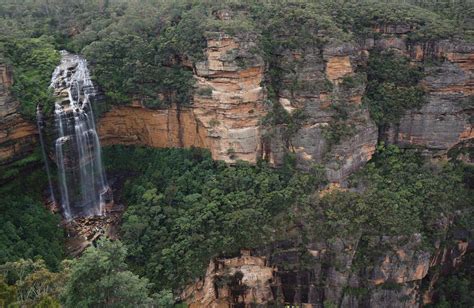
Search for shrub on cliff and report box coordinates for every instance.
[1,36,59,119]
[364,50,425,126]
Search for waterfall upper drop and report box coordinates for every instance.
[48,51,109,220]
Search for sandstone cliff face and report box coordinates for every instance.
[98,24,473,182]
[98,105,209,149]
[0,62,37,170]
[370,27,473,155]
[99,35,378,182]
[182,250,275,307]
[263,41,378,182]
[99,32,265,163]
[183,235,470,308]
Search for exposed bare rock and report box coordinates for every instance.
[369,234,431,286]
[99,32,472,184]
[263,42,378,182]
[99,34,377,182]
[182,250,275,307]
[193,32,266,163]
[181,233,470,308]
[99,32,265,163]
[0,62,37,172]
[63,201,122,257]
[385,39,473,155]
[98,105,210,149]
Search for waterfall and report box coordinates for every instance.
[36,105,56,206]
[47,51,109,220]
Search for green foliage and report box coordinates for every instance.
[62,238,154,307]
[356,145,470,237]
[36,295,61,308]
[0,160,64,271]
[76,2,209,106]
[154,289,175,308]
[308,144,472,241]
[364,50,425,126]
[103,146,319,291]
[0,275,17,307]
[0,36,59,119]
[322,97,357,153]
[393,0,474,41]
[196,87,213,97]
[322,120,356,152]
[0,196,64,270]
[326,0,458,41]
[0,0,464,110]
[341,73,366,89]
[431,254,474,308]
[317,190,366,238]
[0,259,69,307]
[248,1,350,52]
[261,101,308,145]
[0,149,42,182]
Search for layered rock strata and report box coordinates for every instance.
[100,22,473,181]
[262,41,378,182]
[384,39,473,155]
[99,32,265,163]
[181,250,275,307]
[0,62,37,171]
[183,234,470,308]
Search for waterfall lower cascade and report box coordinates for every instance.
[46,51,110,220]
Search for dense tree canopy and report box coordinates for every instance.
[103,145,473,295]
[103,146,322,290]
[313,145,472,240]
[62,239,155,307]
[0,258,68,307]
[1,0,468,110]
[0,1,472,306]
[0,194,64,270]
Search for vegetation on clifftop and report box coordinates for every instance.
[0,0,468,110]
[0,36,59,119]
[0,0,472,306]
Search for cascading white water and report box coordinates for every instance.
[36,105,56,205]
[48,51,109,220]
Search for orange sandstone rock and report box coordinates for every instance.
[0,63,37,168]
[99,33,266,164]
[325,56,352,83]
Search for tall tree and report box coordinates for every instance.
[62,239,154,307]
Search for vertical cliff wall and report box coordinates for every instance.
[385,39,473,155]
[182,231,470,308]
[99,32,266,163]
[0,62,37,173]
[98,33,378,181]
[263,41,378,182]
[98,24,473,182]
